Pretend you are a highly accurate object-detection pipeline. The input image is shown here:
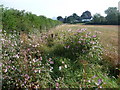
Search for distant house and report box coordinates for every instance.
[82,18,92,22]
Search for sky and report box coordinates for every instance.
[0,0,119,19]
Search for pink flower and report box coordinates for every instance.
[25,74,30,80]
[97,79,102,85]
[50,61,54,64]
[78,41,81,43]
[92,35,96,38]
[92,75,97,78]
[56,82,59,87]
[8,66,10,68]
[40,57,42,60]
[27,48,30,51]
[4,69,7,72]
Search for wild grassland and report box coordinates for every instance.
[2,24,120,89]
[51,24,119,65]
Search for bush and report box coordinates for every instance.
[2,7,62,34]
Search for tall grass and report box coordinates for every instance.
[2,25,119,89]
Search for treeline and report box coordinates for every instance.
[1,6,62,33]
[57,11,92,24]
[88,7,120,25]
[57,7,120,25]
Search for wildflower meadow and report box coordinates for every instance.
[2,25,119,89]
[1,7,119,89]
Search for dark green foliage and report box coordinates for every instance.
[89,13,106,25]
[105,7,119,25]
[57,16,64,22]
[88,7,120,25]
[81,11,92,19]
[57,11,92,24]
[64,13,81,24]
[2,7,62,34]
[57,7,120,25]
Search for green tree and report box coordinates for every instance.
[57,16,64,22]
[91,13,106,24]
[105,7,119,25]
[67,16,75,24]
[72,13,79,20]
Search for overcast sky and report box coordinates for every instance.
[0,0,119,18]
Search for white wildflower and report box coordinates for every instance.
[59,66,62,70]
[65,64,67,68]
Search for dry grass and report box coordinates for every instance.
[51,24,119,66]
[21,24,119,66]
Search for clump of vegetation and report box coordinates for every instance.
[2,26,119,89]
[57,11,92,24]
[51,28,102,63]
[2,6,62,34]
[57,7,120,25]
[87,7,120,25]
